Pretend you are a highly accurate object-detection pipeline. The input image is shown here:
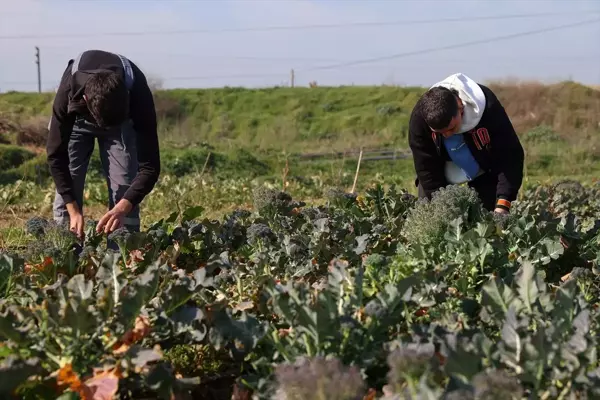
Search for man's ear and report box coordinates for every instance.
[83,94,88,102]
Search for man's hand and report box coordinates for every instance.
[97,199,133,234]
[66,201,85,240]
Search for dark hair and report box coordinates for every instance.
[419,86,459,130]
[84,71,129,128]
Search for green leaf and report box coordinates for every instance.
[354,234,370,255]
[475,221,496,238]
[521,328,548,387]
[55,392,80,400]
[95,252,124,305]
[501,307,521,353]
[181,206,204,223]
[0,357,43,395]
[66,275,93,302]
[165,211,179,224]
[444,347,482,383]
[209,309,266,359]
[121,262,161,324]
[145,362,177,400]
[126,345,163,369]
[539,239,564,265]
[573,309,590,334]
[480,277,517,319]
[170,306,207,341]
[516,263,539,313]
[0,312,23,344]
[0,253,20,296]
[191,267,214,289]
[552,279,576,329]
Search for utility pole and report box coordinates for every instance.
[35,46,41,93]
[290,69,295,88]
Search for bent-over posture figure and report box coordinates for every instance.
[408,73,524,213]
[47,49,161,238]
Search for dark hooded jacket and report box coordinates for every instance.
[408,74,524,207]
[46,49,160,207]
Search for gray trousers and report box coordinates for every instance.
[53,117,141,232]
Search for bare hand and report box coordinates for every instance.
[70,212,85,239]
[96,199,133,234]
[65,202,85,240]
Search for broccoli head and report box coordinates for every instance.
[402,184,487,248]
[246,223,275,245]
[25,216,50,238]
[107,227,132,249]
[323,186,357,208]
[364,299,385,318]
[252,186,305,217]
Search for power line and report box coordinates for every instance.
[1,52,599,87]
[297,17,600,73]
[0,72,289,86]
[1,11,599,40]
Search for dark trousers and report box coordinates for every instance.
[52,117,141,232]
[417,174,498,211]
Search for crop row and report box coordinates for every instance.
[0,180,599,399]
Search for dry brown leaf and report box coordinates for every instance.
[112,315,151,355]
[81,370,119,400]
[56,363,82,393]
[363,388,377,400]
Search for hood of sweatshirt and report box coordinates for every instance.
[430,73,486,134]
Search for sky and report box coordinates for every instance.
[0,0,599,92]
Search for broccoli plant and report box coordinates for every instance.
[22,216,81,280]
[252,186,305,220]
[402,184,490,251]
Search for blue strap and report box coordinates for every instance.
[443,134,481,180]
[116,54,135,90]
[71,52,84,75]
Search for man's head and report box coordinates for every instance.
[84,71,129,128]
[419,86,464,137]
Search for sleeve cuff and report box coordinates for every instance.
[123,191,142,208]
[60,191,75,205]
[495,198,512,212]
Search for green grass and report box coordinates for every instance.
[0,145,37,171]
[3,80,599,154]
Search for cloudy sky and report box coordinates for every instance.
[1,0,599,92]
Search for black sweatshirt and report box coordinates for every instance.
[408,84,524,203]
[46,49,160,207]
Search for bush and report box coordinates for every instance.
[16,116,48,147]
[0,144,36,170]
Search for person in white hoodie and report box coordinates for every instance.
[408,73,524,214]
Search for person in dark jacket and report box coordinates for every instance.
[46,49,160,239]
[408,73,524,213]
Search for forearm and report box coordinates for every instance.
[125,61,161,206]
[125,103,160,206]
[46,64,76,203]
[65,201,81,215]
[122,166,159,206]
[492,114,525,210]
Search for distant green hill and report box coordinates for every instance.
[1,80,599,154]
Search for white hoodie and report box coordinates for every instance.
[429,73,487,184]
[430,73,487,134]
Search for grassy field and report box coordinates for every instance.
[0,82,600,243]
[2,79,599,151]
[0,79,599,238]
